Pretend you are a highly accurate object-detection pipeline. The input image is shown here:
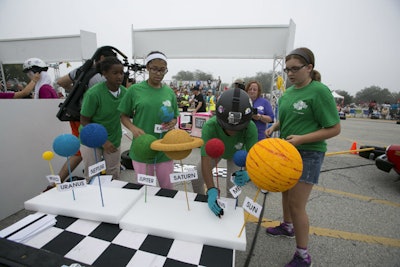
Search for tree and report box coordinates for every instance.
[243,71,273,94]
[335,90,353,105]
[193,69,213,81]
[354,86,395,104]
[172,70,194,81]
[4,64,29,83]
[172,69,214,81]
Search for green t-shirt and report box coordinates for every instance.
[278,81,340,152]
[118,81,180,163]
[200,116,258,159]
[80,82,127,147]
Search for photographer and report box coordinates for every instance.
[55,47,117,183]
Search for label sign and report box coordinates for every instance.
[46,175,61,184]
[154,124,167,133]
[217,198,227,210]
[242,196,262,218]
[170,171,198,183]
[88,160,106,177]
[57,180,87,192]
[137,174,157,186]
[229,185,242,198]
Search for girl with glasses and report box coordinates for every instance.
[265,47,341,267]
[119,51,179,189]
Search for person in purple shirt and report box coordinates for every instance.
[245,80,274,140]
[22,58,58,99]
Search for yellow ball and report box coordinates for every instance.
[246,138,303,192]
[42,151,54,161]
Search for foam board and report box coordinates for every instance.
[120,195,246,251]
[24,185,142,224]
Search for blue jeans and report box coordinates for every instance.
[298,150,325,185]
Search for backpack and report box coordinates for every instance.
[56,57,98,121]
[56,45,135,121]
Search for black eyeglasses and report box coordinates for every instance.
[148,67,168,75]
[283,65,306,74]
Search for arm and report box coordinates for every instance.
[80,114,92,127]
[202,155,215,190]
[265,120,280,137]
[193,101,203,114]
[161,118,177,131]
[121,113,145,138]
[202,155,224,217]
[14,81,35,98]
[57,74,73,91]
[253,113,273,124]
[286,123,341,147]
[14,73,40,98]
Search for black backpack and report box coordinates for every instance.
[56,45,141,121]
[56,59,98,121]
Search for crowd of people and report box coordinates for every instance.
[1,46,341,267]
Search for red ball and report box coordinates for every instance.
[205,138,225,158]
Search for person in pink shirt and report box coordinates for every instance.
[22,58,58,99]
[0,73,40,99]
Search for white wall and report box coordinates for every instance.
[0,99,83,220]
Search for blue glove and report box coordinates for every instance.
[206,187,224,217]
[233,170,250,186]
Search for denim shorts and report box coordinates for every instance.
[298,150,325,185]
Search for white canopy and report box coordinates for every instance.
[332,91,344,99]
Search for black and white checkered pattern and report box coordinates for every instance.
[3,183,234,267]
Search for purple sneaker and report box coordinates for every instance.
[266,223,295,238]
[285,252,312,267]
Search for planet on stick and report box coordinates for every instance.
[233,150,247,167]
[246,138,303,192]
[53,134,80,157]
[205,138,225,158]
[42,150,54,161]
[80,123,108,148]
[151,129,204,160]
[132,134,158,161]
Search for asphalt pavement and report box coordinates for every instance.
[178,117,400,267]
[1,117,399,266]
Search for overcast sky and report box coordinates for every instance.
[1,0,399,95]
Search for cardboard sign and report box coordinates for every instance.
[88,160,106,178]
[170,171,198,183]
[229,185,242,198]
[46,174,61,184]
[242,196,262,218]
[154,124,167,133]
[137,174,157,186]
[57,180,87,192]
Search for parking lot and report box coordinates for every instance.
[124,117,400,266]
[1,117,399,266]
[232,118,400,266]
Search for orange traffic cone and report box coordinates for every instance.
[350,142,357,154]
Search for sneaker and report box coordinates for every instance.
[285,252,312,267]
[266,223,295,238]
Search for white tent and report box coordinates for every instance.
[332,91,344,99]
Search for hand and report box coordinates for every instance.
[102,140,117,153]
[265,127,274,137]
[206,187,224,217]
[161,118,177,130]
[31,72,41,83]
[233,170,250,186]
